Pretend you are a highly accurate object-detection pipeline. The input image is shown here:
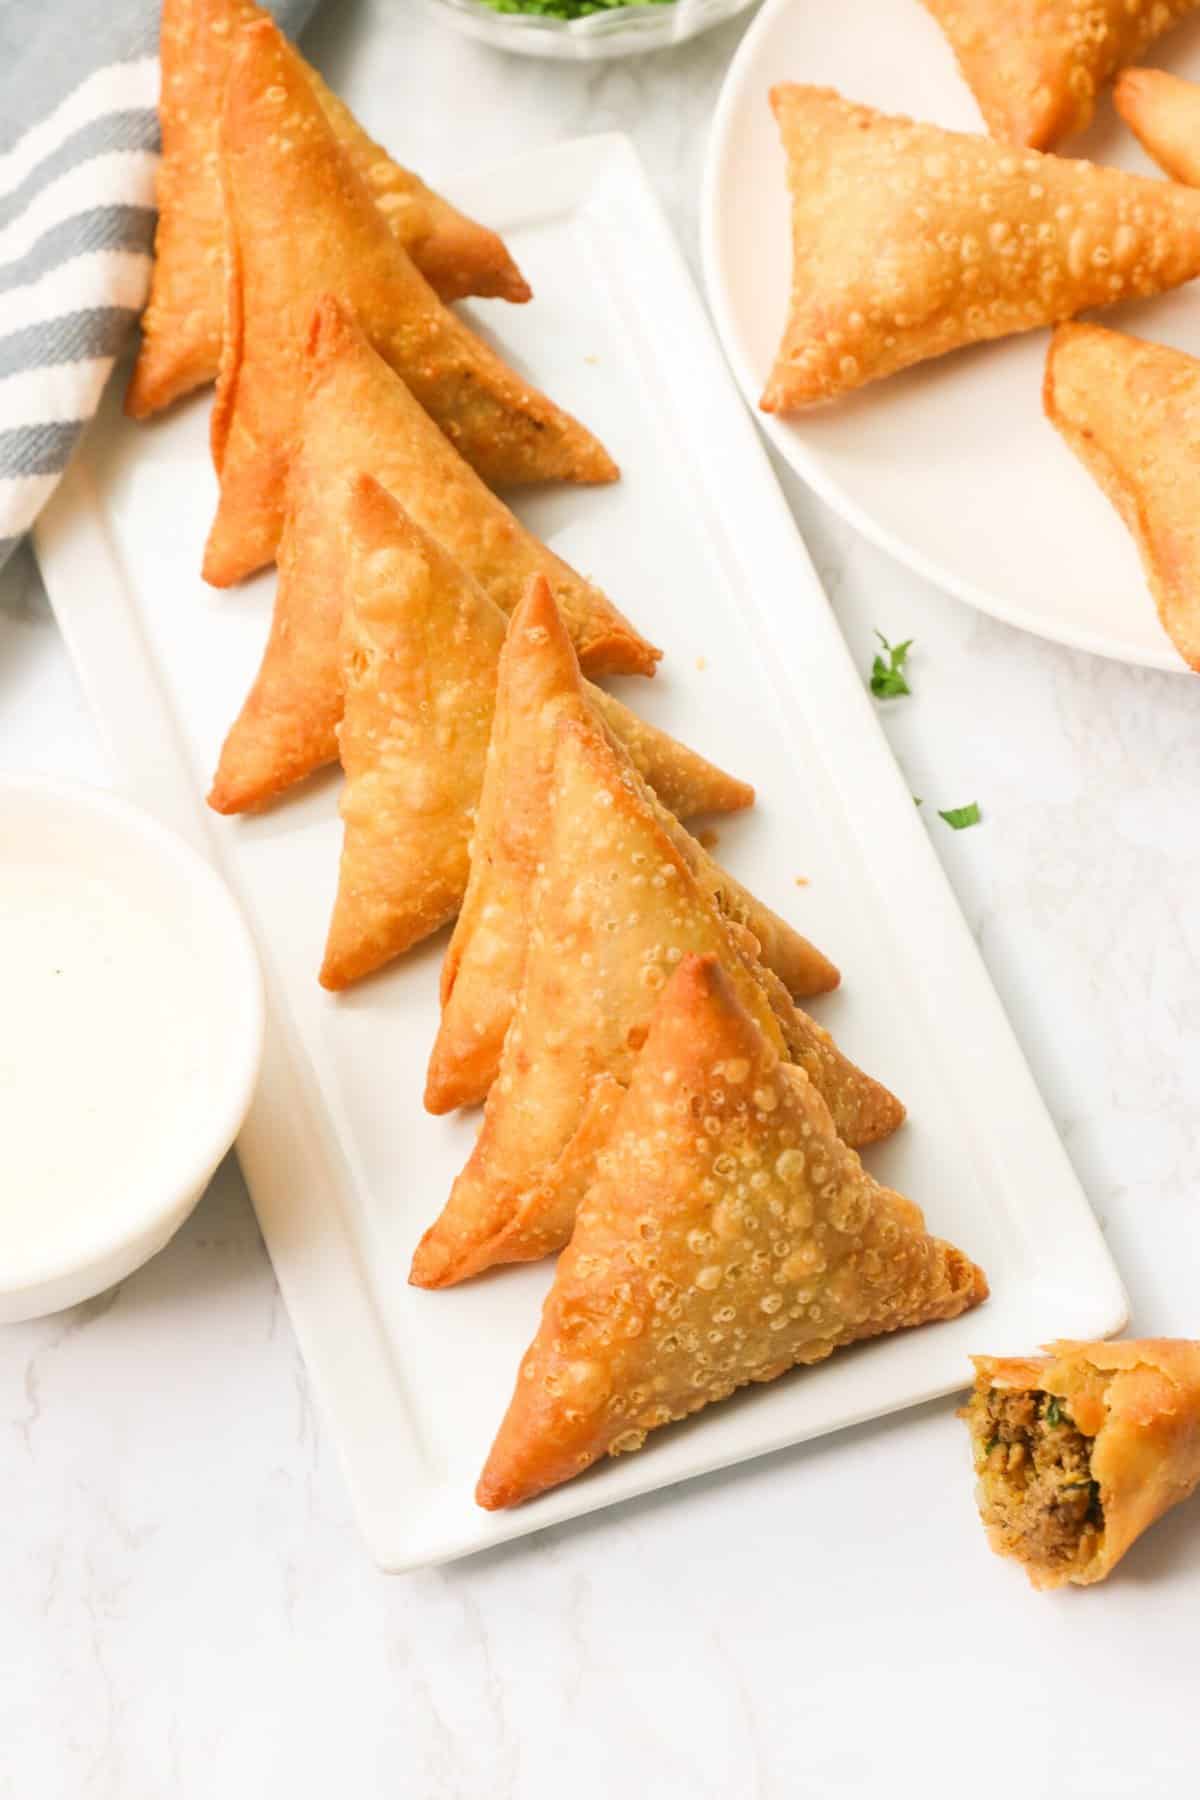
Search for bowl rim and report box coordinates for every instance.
[428,0,713,36]
[0,775,265,1302]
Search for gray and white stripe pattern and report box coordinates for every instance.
[0,0,314,573]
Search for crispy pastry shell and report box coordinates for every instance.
[479,952,985,1509]
[923,0,1200,150]
[126,0,528,417]
[1045,321,1200,671]
[411,718,896,1289]
[203,16,615,585]
[762,85,1200,414]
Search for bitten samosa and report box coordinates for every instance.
[426,576,828,1114]
[208,298,655,814]
[923,0,1200,150]
[411,718,899,1289]
[204,16,615,585]
[964,1341,1200,1588]
[127,0,528,417]
[478,952,986,1509]
[1044,321,1200,670]
[761,85,1200,414]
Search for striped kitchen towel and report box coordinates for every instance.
[0,0,317,573]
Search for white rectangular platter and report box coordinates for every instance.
[34,132,1127,1571]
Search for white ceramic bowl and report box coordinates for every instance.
[421,0,756,62]
[0,778,264,1323]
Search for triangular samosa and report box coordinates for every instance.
[964,1340,1200,1588]
[126,0,528,419]
[320,492,749,988]
[208,299,657,815]
[761,85,1200,414]
[203,16,615,586]
[411,717,899,1289]
[1044,322,1200,670]
[923,0,1200,150]
[426,575,830,1114]
[1115,66,1200,186]
[320,478,507,990]
[478,951,986,1509]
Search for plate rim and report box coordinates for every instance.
[699,0,1188,677]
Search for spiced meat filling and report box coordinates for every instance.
[969,1387,1103,1575]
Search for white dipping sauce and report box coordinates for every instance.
[0,858,220,1270]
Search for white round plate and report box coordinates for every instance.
[702,0,1200,671]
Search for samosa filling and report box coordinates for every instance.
[972,1388,1103,1573]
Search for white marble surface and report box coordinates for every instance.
[3,3,1200,1792]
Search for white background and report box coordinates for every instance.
[2,2,1199,1793]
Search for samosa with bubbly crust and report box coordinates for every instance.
[203,17,616,587]
[761,85,1200,414]
[320,480,507,991]
[1115,66,1200,186]
[320,493,750,988]
[126,0,528,419]
[426,576,830,1114]
[964,1341,1200,1588]
[208,301,655,815]
[411,718,898,1289]
[1044,322,1200,671]
[923,0,1200,151]
[478,952,986,1510]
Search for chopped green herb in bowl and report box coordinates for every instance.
[423,0,756,61]
[472,0,673,15]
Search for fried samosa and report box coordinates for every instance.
[964,1341,1200,1588]
[426,575,829,1114]
[478,952,986,1509]
[320,479,507,990]
[126,0,528,419]
[761,85,1200,414]
[208,300,655,815]
[1115,66,1200,186]
[320,491,748,988]
[411,717,898,1289]
[923,0,1200,151]
[203,16,615,587]
[1044,322,1200,670]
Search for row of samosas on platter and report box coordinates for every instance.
[764,60,1200,672]
[126,1,1200,1582]
[130,2,990,1511]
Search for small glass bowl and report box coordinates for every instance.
[422,0,758,62]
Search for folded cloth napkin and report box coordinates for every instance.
[0,0,319,572]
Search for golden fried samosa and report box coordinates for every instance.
[320,479,507,990]
[203,17,615,587]
[963,1341,1200,1588]
[426,576,829,1115]
[923,0,1200,150]
[126,0,528,419]
[319,495,748,987]
[1115,66,1200,185]
[1044,322,1200,671]
[411,718,897,1289]
[208,300,655,815]
[761,85,1200,414]
[478,952,986,1509]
